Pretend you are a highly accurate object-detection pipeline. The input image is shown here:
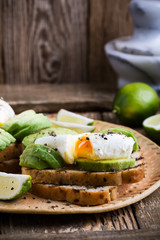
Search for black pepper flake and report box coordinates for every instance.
[50,131,56,137]
[51,205,58,209]
[44,143,47,146]
[23,197,26,199]
[32,197,35,200]
[47,199,52,203]
[11,187,14,190]
[86,137,90,140]
[65,202,71,206]
[107,130,114,134]
[101,133,105,138]
[35,207,38,209]
[54,148,58,151]
[111,168,115,172]
[104,137,108,140]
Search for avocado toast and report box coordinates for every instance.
[0,110,52,173]
[20,127,144,206]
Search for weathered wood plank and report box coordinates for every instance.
[0,0,3,83]
[0,0,87,84]
[1,229,160,240]
[88,0,133,86]
[132,188,160,230]
[0,84,115,113]
[0,207,139,235]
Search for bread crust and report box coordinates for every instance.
[31,184,117,206]
[0,159,21,173]
[0,143,23,162]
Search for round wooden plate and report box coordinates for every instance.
[0,120,160,214]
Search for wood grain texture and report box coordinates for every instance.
[0,0,87,84]
[0,84,115,113]
[88,0,133,86]
[0,229,160,240]
[0,0,133,86]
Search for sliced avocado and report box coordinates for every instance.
[22,127,77,148]
[1,110,36,132]
[8,113,37,135]
[99,127,139,151]
[22,132,38,148]
[0,135,11,145]
[20,155,50,169]
[76,158,135,172]
[20,144,65,169]
[0,139,7,151]
[14,126,32,141]
[2,111,51,141]
[16,115,51,141]
[0,129,16,150]
[0,129,15,142]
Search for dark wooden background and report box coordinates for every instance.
[0,0,133,87]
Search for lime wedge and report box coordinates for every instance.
[56,109,94,126]
[0,172,31,200]
[143,114,160,144]
[51,120,95,133]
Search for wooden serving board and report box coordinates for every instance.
[0,120,159,214]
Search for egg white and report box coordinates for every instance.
[0,99,15,125]
[35,132,135,164]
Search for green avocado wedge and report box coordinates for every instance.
[0,129,16,150]
[20,144,66,170]
[22,127,77,148]
[76,158,135,172]
[1,110,36,133]
[14,114,52,141]
[1,110,52,141]
[99,127,139,151]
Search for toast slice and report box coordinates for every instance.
[31,184,117,206]
[22,150,144,186]
[0,143,22,173]
[0,143,23,162]
[0,159,21,173]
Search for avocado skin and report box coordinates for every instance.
[22,127,77,148]
[99,127,139,151]
[76,158,135,172]
[0,129,16,150]
[20,144,66,170]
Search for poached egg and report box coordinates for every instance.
[35,132,135,164]
[0,99,15,126]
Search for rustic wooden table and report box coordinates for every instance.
[0,84,160,240]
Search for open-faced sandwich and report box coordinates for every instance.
[20,121,144,206]
[0,106,52,173]
[0,105,145,205]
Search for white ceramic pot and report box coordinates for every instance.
[105,0,160,88]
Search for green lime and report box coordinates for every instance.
[113,82,159,126]
[0,172,31,200]
[56,109,94,126]
[143,114,160,144]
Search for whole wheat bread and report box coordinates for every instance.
[31,184,117,206]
